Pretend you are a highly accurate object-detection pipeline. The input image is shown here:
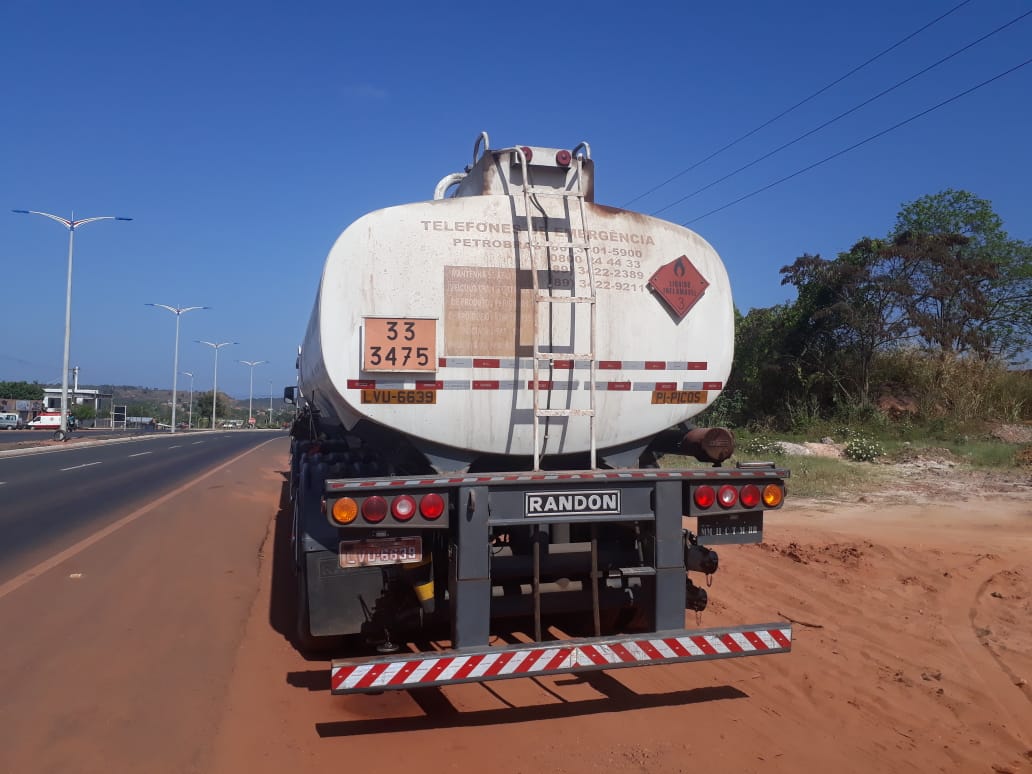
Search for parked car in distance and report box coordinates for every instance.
[0,412,26,430]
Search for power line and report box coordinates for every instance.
[654,8,1032,216]
[683,55,1032,225]
[621,0,974,208]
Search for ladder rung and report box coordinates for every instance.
[526,190,585,199]
[534,352,594,361]
[536,293,595,304]
[529,241,592,251]
[536,409,595,417]
[606,566,657,578]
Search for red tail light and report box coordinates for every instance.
[362,495,387,523]
[740,484,760,508]
[391,495,416,521]
[694,485,715,509]
[420,493,445,520]
[555,149,572,166]
[520,146,533,163]
[717,485,738,508]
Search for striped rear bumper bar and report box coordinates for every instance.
[330,622,791,694]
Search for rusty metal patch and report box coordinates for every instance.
[647,255,709,321]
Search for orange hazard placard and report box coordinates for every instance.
[648,255,709,321]
[363,318,437,372]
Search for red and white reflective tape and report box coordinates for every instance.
[330,625,792,693]
[347,379,723,392]
[436,358,708,370]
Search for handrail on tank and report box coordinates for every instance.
[573,141,591,160]
[507,146,537,210]
[472,131,491,166]
[434,173,467,200]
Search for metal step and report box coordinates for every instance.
[535,352,594,361]
[527,189,585,199]
[529,241,592,251]
[536,293,595,304]
[536,408,595,417]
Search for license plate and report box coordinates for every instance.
[360,389,437,404]
[696,513,763,545]
[651,390,708,405]
[339,537,423,568]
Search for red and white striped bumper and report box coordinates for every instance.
[330,622,791,694]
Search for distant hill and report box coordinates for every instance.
[83,384,285,412]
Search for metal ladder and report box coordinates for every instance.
[513,145,598,471]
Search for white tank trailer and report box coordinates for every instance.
[287,134,791,692]
[298,133,734,472]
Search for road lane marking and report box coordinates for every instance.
[61,461,103,472]
[128,451,152,458]
[169,445,181,449]
[192,441,203,445]
[0,437,282,601]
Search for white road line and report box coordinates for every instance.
[191,441,203,445]
[61,461,103,472]
[128,451,152,458]
[169,445,181,449]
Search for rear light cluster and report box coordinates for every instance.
[329,492,446,526]
[693,483,783,511]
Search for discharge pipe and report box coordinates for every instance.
[650,426,736,464]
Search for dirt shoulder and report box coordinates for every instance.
[209,478,1032,774]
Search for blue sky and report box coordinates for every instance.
[1,0,1029,398]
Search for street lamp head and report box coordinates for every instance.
[12,209,30,214]
[148,303,210,315]
[115,217,133,221]
[196,340,237,349]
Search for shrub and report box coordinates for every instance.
[741,435,786,456]
[843,433,884,462]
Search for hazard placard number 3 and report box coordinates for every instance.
[363,317,437,372]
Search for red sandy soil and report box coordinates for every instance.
[1,438,1028,773]
[210,495,1032,773]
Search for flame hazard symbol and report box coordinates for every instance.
[647,255,709,321]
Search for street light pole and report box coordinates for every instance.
[147,304,208,433]
[197,341,236,428]
[238,360,268,426]
[268,379,273,428]
[181,371,194,429]
[13,209,132,440]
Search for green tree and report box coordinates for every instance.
[780,238,911,408]
[889,189,1031,358]
[70,404,96,422]
[195,391,230,427]
[0,381,45,401]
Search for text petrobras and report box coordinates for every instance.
[525,490,621,517]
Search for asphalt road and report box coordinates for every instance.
[0,430,285,580]
[0,431,290,774]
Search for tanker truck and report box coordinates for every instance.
[286,132,791,694]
